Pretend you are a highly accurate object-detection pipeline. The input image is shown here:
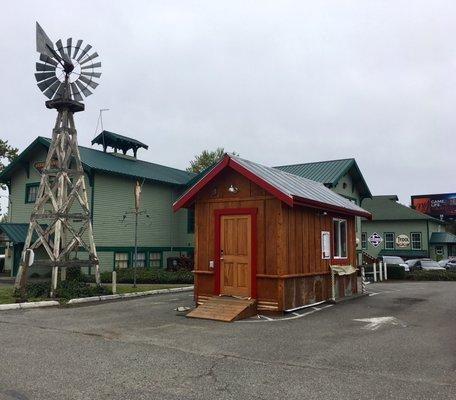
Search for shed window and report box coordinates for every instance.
[411,233,422,250]
[361,232,367,249]
[114,252,129,269]
[333,219,347,258]
[133,252,146,268]
[385,233,395,250]
[149,252,162,268]
[25,183,39,203]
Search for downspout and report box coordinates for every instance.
[426,220,430,258]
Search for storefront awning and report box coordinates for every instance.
[378,249,428,258]
[430,232,456,244]
[0,223,35,244]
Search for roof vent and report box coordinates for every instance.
[91,130,148,158]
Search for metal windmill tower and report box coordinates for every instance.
[15,22,102,295]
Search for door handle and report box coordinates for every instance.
[220,249,224,260]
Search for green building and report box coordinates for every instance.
[0,132,195,277]
[360,195,455,260]
[275,158,372,264]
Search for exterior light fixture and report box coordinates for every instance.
[228,185,239,194]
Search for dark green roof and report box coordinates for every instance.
[275,158,372,199]
[0,223,37,244]
[430,232,456,244]
[0,137,194,186]
[92,130,148,151]
[379,249,428,258]
[362,196,443,222]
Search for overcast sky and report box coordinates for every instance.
[0,1,454,207]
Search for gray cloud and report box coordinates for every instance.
[0,0,454,207]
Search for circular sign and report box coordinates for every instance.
[396,234,410,248]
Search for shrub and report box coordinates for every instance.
[66,266,85,282]
[408,270,456,281]
[14,281,51,299]
[29,272,41,279]
[100,268,194,284]
[55,280,112,300]
[386,264,406,280]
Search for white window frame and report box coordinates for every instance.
[411,232,422,250]
[384,232,395,250]
[321,231,331,260]
[149,252,162,268]
[333,218,348,259]
[132,252,146,268]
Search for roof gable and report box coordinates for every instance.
[173,154,371,218]
[275,158,372,199]
[0,137,194,186]
[362,196,443,222]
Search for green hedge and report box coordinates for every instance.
[407,270,456,281]
[98,268,194,284]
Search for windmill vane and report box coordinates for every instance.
[35,22,101,103]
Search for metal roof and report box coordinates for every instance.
[91,130,149,150]
[275,158,372,199]
[0,223,37,244]
[174,154,371,218]
[430,232,456,244]
[361,196,443,222]
[0,137,194,186]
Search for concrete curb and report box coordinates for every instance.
[0,300,60,311]
[66,285,194,305]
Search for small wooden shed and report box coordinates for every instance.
[173,154,371,316]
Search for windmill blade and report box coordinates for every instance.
[79,52,99,66]
[43,80,61,99]
[75,80,93,97]
[55,39,71,64]
[76,44,92,62]
[39,54,58,67]
[35,72,55,82]
[70,82,84,102]
[66,38,73,59]
[81,71,101,78]
[81,62,101,70]
[36,22,55,59]
[36,62,56,72]
[73,39,83,59]
[78,75,99,89]
[37,76,58,92]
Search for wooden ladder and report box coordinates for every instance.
[187,296,257,322]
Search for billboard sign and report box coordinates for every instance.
[411,193,456,219]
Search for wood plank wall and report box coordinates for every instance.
[192,167,358,310]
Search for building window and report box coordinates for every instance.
[149,252,162,268]
[385,233,395,250]
[333,218,347,258]
[411,233,422,250]
[25,183,40,203]
[361,232,367,249]
[114,252,129,269]
[187,209,195,234]
[132,252,146,267]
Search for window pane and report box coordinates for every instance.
[385,233,394,250]
[149,252,161,268]
[411,233,421,250]
[115,253,129,269]
[340,220,347,257]
[133,252,146,267]
[333,220,340,257]
[27,185,39,203]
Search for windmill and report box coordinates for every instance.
[15,22,102,295]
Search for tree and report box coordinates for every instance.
[187,148,238,174]
[0,139,18,189]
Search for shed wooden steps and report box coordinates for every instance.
[187,296,257,322]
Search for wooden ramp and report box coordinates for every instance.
[187,296,257,322]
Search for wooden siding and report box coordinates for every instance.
[193,167,358,311]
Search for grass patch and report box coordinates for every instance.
[0,287,15,304]
[110,284,191,294]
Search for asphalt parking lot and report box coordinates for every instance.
[0,281,455,400]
